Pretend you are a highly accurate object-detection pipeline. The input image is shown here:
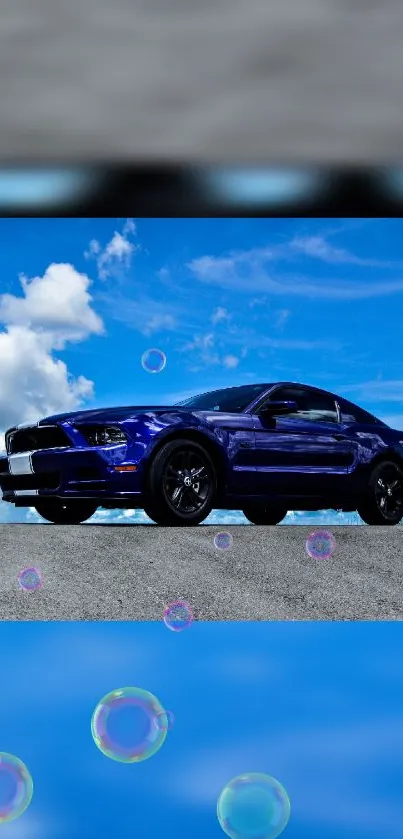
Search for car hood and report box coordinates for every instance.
[38,405,188,425]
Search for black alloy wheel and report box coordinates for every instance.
[34,500,98,524]
[357,460,403,525]
[144,439,216,525]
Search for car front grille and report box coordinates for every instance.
[6,425,72,454]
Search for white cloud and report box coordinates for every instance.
[122,218,136,235]
[211,307,230,325]
[379,413,403,430]
[142,313,176,336]
[84,239,100,258]
[179,323,330,372]
[290,234,402,268]
[179,333,224,370]
[99,293,180,340]
[0,264,104,344]
[291,235,362,265]
[157,266,170,281]
[188,247,274,285]
[340,379,403,403]
[182,333,215,353]
[86,508,152,524]
[274,308,291,329]
[97,232,133,279]
[104,232,132,260]
[249,296,267,309]
[223,354,239,369]
[85,219,138,279]
[0,264,102,438]
[0,326,95,434]
[188,247,403,300]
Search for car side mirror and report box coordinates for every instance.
[258,400,298,416]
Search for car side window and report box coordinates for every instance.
[338,399,379,425]
[265,387,339,423]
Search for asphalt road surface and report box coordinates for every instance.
[0,523,402,620]
[1,0,403,163]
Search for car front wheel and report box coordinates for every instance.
[357,460,403,525]
[242,504,288,525]
[144,438,216,525]
[34,500,98,524]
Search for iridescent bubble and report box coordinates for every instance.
[17,567,42,592]
[0,753,34,824]
[305,530,336,560]
[141,348,166,374]
[155,709,175,731]
[214,531,233,551]
[163,600,194,632]
[91,686,167,763]
[217,773,291,839]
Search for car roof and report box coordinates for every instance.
[253,381,339,398]
[203,382,337,396]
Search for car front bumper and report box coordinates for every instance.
[0,444,145,506]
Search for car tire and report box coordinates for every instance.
[142,502,171,526]
[34,500,98,524]
[144,438,216,526]
[242,504,288,525]
[357,460,403,525]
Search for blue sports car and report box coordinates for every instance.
[1,382,403,526]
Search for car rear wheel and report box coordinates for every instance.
[34,500,98,524]
[144,438,216,525]
[242,504,288,525]
[357,460,403,525]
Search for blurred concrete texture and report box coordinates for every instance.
[0,0,402,162]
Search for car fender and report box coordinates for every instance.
[132,411,231,471]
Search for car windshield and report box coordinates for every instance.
[174,384,272,412]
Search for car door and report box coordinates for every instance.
[198,410,257,494]
[251,386,359,497]
[336,397,393,484]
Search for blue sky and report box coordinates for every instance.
[0,620,403,839]
[0,216,403,525]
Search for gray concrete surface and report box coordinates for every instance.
[0,0,403,163]
[0,523,402,620]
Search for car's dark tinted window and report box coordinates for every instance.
[263,386,338,423]
[338,398,382,426]
[175,384,272,412]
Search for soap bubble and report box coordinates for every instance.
[217,773,291,839]
[91,686,167,763]
[17,567,42,592]
[141,348,166,374]
[163,600,194,631]
[214,531,233,550]
[155,709,175,731]
[0,752,33,824]
[305,530,336,560]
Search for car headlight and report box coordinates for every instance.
[79,425,127,446]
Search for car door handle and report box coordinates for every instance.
[334,433,348,441]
